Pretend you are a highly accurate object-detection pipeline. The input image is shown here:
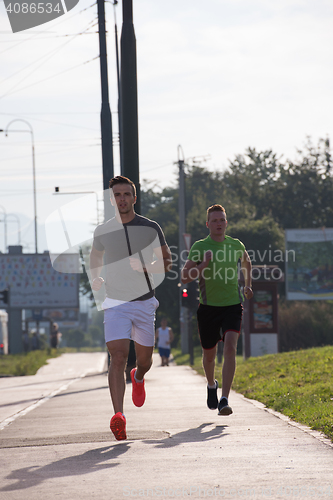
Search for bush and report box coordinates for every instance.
[88,325,104,347]
[279,300,333,351]
[63,328,85,348]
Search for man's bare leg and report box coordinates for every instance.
[202,345,217,386]
[106,339,130,414]
[134,343,154,381]
[221,331,239,399]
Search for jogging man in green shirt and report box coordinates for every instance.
[181,204,253,415]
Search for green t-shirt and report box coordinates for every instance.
[188,234,245,307]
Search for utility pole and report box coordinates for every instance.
[97,0,114,222]
[0,205,7,252]
[113,1,123,173]
[120,0,140,213]
[178,145,189,353]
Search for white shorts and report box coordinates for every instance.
[103,296,159,347]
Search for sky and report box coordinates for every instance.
[0,0,333,253]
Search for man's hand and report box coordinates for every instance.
[244,286,253,300]
[92,277,105,291]
[129,257,145,272]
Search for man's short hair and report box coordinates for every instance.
[207,204,226,221]
[109,176,136,197]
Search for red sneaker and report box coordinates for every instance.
[110,412,127,440]
[130,368,146,407]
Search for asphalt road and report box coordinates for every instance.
[0,352,332,500]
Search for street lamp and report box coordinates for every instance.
[0,119,38,253]
[53,188,101,225]
[0,204,7,252]
[6,214,21,245]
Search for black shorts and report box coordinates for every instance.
[197,303,243,350]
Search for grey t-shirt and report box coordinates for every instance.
[92,214,167,301]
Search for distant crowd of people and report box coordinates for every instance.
[22,322,62,352]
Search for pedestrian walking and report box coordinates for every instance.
[181,204,253,416]
[155,318,174,366]
[50,323,59,349]
[90,176,172,440]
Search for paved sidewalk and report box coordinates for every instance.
[0,352,332,500]
[0,352,108,428]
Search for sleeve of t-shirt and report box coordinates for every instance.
[188,242,202,263]
[152,221,167,248]
[92,225,105,251]
[236,239,246,256]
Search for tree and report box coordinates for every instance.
[227,216,285,267]
[223,137,333,229]
[64,328,85,348]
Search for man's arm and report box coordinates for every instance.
[89,245,105,291]
[241,250,253,299]
[168,328,174,345]
[129,244,173,274]
[181,250,213,284]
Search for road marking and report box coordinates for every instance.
[0,373,86,431]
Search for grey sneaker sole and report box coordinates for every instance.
[218,404,233,416]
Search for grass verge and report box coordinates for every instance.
[172,345,333,442]
[0,349,61,376]
[0,347,106,377]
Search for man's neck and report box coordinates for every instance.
[118,210,136,224]
[210,232,226,242]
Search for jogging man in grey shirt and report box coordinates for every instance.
[90,176,172,440]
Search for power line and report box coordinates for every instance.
[0,163,102,174]
[0,143,100,163]
[0,0,97,55]
[1,112,99,115]
[0,32,96,53]
[141,161,174,173]
[0,19,97,99]
[1,55,99,100]
[0,180,103,196]
[1,114,100,132]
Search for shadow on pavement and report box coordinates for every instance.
[143,423,228,448]
[0,443,130,492]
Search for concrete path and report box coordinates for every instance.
[0,352,332,500]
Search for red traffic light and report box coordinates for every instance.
[182,289,188,298]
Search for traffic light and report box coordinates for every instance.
[0,289,9,306]
[182,281,199,310]
[182,287,189,307]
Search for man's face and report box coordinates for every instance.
[206,211,227,236]
[111,183,136,214]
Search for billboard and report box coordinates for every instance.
[0,254,79,309]
[285,228,333,300]
[252,289,273,330]
[25,308,80,328]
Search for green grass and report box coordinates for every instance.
[172,345,333,442]
[0,346,107,377]
[0,349,61,376]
